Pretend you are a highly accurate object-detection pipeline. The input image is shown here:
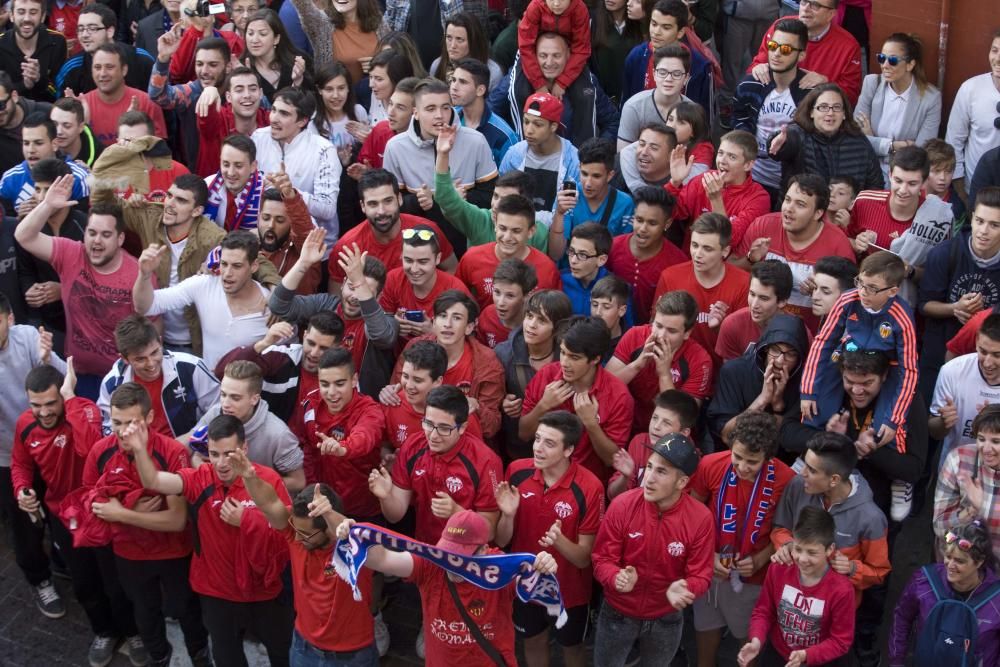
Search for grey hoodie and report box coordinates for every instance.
[195,399,302,475]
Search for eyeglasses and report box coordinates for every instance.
[800,0,835,10]
[766,40,802,56]
[654,68,687,81]
[75,24,107,34]
[945,531,974,552]
[766,346,798,360]
[853,277,894,295]
[566,248,600,261]
[876,53,910,67]
[402,228,435,241]
[287,517,324,541]
[421,418,463,436]
[0,96,10,112]
[814,103,845,114]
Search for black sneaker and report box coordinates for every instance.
[126,635,150,666]
[34,580,66,619]
[190,646,213,667]
[88,635,117,667]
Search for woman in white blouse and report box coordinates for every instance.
[854,33,942,185]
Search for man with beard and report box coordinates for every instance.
[195,67,269,177]
[15,174,142,399]
[54,3,154,97]
[0,0,67,103]
[78,42,166,146]
[255,171,318,291]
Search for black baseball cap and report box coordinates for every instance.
[645,433,700,476]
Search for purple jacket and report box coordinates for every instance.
[889,563,1000,666]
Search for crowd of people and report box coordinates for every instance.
[0,0,999,665]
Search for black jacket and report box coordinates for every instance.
[0,98,53,175]
[706,313,810,451]
[771,121,884,194]
[134,9,168,59]
[0,28,67,101]
[54,42,155,96]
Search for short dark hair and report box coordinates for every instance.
[303,312,341,341]
[23,111,56,140]
[978,313,1000,344]
[433,289,480,322]
[632,186,676,220]
[207,413,246,444]
[638,122,679,151]
[493,258,537,294]
[813,256,858,291]
[222,134,257,162]
[691,212,732,248]
[787,173,831,212]
[653,43,690,73]
[537,410,583,450]
[570,222,612,257]
[402,340,448,380]
[369,51,416,88]
[363,255,388,293]
[889,145,930,179]
[654,290,698,330]
[80,2,116,27]
[806,432,857,479]
[292,483,343,529]
[730,412,779,459]
[452,57,490,90]
[495,194,536,227]
[195,36,231,62]
[118,110,154,134]
[89,201,126,234]
[115,314,161,357]
[94,42,127,66]
[577,137,616,170]
[653,389,699,429]
[837,349,890,377]
[793,506,836,547]
[317,346,354,373]
[651,0,689,28]
[525,289,573,328]
[495,170,533,199]
[30,157,71,185]
[973,186,1000,213]
[402,224,441,255]
[53,97,85,123]
[425,385,469,425]
[859,251,905,288]
[773,18,809,50]
[0,293,11,316]
[173,173,210,209]
[829,175,859,199]
[591,274,630,304]
[560,316,611,361]
[0,72,14,95]
[358,168,400,199]
[109,382,151,415]
[273,87,316,121]
[220,229,260,262]
[751,260,793,302]
[25,364,64,394]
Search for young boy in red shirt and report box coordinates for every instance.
[607,290,713,431]
[739,506,854,667]
[608,389,699,499]
[688,412,795,667]
[477,258,537,349]
[495,411,604,667]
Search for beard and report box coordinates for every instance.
[259,229,289,252]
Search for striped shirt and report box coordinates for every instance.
[0,156,90,209]
[934,443,1000,563]
[847,190,919,250]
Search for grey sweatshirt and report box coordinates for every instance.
[194,399,303,474]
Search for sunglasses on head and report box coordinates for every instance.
[876,53,910,67]
[945,531,974,552]
[766,40,801,56]
[402,228,435,241]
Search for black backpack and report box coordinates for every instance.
[913,564,1000,667]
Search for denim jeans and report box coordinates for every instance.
[593,601,683,667]
[290,630,379,667]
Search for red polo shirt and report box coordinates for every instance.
[607,233,687,324]
[379,268,471,322]
[847,190,917,250]
[612,327,714,431]
[408,554,517,666]
[382,389,483,449]
[475,305,512,349]
[456,243,562,310]
[391,432,502,543]
[521,362,635,482]
[300,390,385,519]
[327,214,454,283]
[505,459,605,608]
[178,462,291,602]
[283,525,375,652]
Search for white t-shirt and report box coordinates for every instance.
[162,237,191,345]
[930,352,1000,468]
[753,87,796,189]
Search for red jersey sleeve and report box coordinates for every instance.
[556,2,593,91]
[64,398,104,459]
[678,342,714,399]
[682,504,715,600]
[747,562,780,643]
[10,417,37,497]
[613,325,644,364]
[728,186,772,249]
[591,495,628,590]
[516,1,547,90]
[344,400,387,458]
[390,434,420,490]
[947,308,991,356]
[579,479,605,535]
[470,447,501,513]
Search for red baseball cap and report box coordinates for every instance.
[523,92,564,124]
[436,510,489,555]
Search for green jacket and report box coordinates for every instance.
[434,169,549,253]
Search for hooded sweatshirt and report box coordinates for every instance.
[193,400,303,475]
[706,314,809,448]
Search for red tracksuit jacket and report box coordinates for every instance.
[666,174,771,249]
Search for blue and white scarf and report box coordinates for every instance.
[204,170,263,231]
[333,523,567,628]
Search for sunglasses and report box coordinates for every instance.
[0,96,10,112]
[876,53,910,67]
[766,40,801,56]
[402,228,435,241]
[944,531,974,552]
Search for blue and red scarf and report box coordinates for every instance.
[204,170,263,231]
[715,461,777,565]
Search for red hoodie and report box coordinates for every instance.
[666,173,771,249]
[168,26,245,84]
[592,488,714,620]
[517,0,591,91]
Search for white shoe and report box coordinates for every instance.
[373,612,390,657]
[416,627,425,659]
[890,480,913,522]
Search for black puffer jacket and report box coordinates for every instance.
[772,121,884,193]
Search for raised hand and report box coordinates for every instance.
[368,466,393,499]
[436,124,458,155]
[415,184,434,212]
[702,171,725,200]
[768,125,788,156]
[291,55,306,87]
[299,228,328,267]
[196,85,222,118]
[494,481,521,516]
[538,520,563,548]
[615,565,638,593]
[337,243,369,287]
[706,301,729,329]
[41,174,78,210]
[307,483,333,517]
[139,244,167,277]
[60,356,77,400]
[958,472,984,517]
[267,166,296,199]
[37,326,53,364]
[346,160,371,181]
[825,410,849,435]
[747,237,771,263]
[612,449,635,478]
[226,447,255,478]
[669,144,694,186]
[938,397,958,429]
[261,320,295,349]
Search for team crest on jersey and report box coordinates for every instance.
[553,501,573,519]
[341,333,356,350]
[667,541,685,557]
[482,277,494,295]
[395,424,408,443]
[879,322,892,339]
[456,380,472,395]
[486,333,497,348]
[53,434,67,449]
[445,476,464,493]
[468,598,486,618]
[671,367,681,383]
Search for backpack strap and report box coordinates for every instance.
[188,483,216,556]
[599,189,618,230]
[923,564,949,601]
[445,576,508,667]
[970,580,1000,611]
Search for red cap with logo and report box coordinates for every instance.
[436,510,490,555]
[523,92,564,124]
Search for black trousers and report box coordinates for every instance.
[115,554,208,662]
[199,594,294,667]
[49,515,137,638]
[0,466,50,586]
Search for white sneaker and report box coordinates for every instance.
[890,480,913,522]
[415,627,425,659]
[373,611,390,657]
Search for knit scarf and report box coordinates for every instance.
[204,170,263,231]
[333,522,567,627]
[715,461,777,564]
